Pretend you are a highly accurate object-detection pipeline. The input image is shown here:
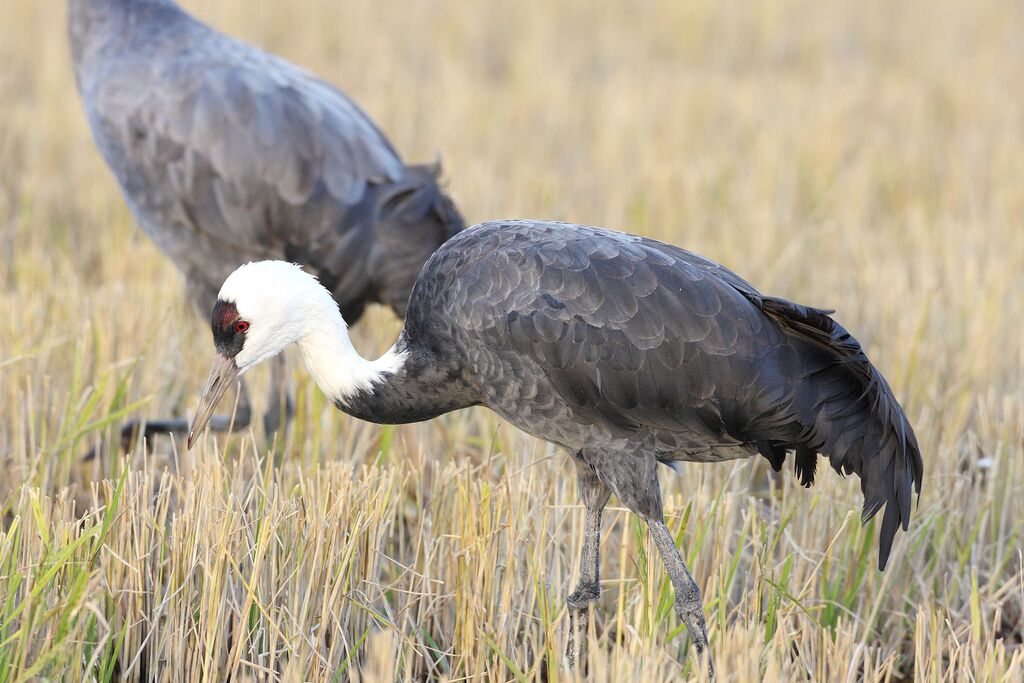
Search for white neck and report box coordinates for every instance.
[295,307,407,406]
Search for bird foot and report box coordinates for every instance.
[82,418,185,460]
[81,406,253,460]
[677,603,714,679]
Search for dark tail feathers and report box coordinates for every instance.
[757,295,923,570]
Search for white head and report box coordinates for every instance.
[187,261,406,448]
[216,261,337,372]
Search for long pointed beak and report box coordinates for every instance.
[187,353,240,450]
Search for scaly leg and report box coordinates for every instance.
[582,448,714,677]
[566,456,611,670]
[647,516,714,678]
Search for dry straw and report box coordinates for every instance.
[1,0,1022,680]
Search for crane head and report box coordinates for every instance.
[188,261,330,449]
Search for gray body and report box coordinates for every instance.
[348,220,923,567]
[69,0,462,320]
[337,220,923,671]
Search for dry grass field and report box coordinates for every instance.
[1,0,1023,680]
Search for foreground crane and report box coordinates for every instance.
[69,0,462,445]
[188,220,923,674]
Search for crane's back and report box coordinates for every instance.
[407,220,922,568]
[69,0,463,322]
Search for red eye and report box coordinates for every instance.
[234,320,249,333]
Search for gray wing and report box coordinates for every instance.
[78,12,405,307]
[87,52,402,217]
[437,221,782,438]
[421,220,922,569]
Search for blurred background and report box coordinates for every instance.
[0,0,1021,680]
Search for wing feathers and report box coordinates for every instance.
[750,294,923,569]
[426,221,923,571]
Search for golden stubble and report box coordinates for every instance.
[0,0,1021,680]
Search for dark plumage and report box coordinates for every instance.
[191,220,924,673]
[389,221,922,569]
[69,0,463,441]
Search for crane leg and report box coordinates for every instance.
[646,516,715,679]
[580,449,714,677]
[566,456,611,670]
[262,353,294,442]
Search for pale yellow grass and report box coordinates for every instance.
[1,0,1022,680]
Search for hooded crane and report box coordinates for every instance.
[188,220,923,674]
[69,0,462,445]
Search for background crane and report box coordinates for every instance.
[69,0,463,448]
